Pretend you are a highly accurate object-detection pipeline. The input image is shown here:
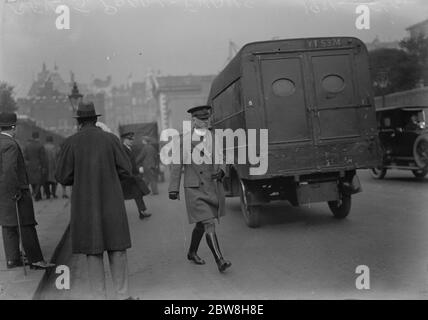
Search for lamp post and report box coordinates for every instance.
[68,82,83,113]
[68,82,83,134]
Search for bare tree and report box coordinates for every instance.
[0,81,18,113]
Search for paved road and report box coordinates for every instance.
[39,170,428,299]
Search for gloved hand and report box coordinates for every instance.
[169,192,179,200]
[211,169,225,181]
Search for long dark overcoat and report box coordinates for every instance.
[168,130,226,224]
[24,139,47,185]
[0,133,37,227]
[121,145,150,200]
[55,126,133,254]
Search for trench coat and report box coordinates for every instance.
[55,125,133,255]
[44,142,58,183]
[121,145,150,200]
[168,130,226,224]
[0,133,37,227]
[24,139,47,185]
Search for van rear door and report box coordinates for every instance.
[308,49,361,142]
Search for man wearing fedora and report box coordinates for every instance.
[0,112,54,270]
[168,105,232,273]
[24,131,47,201]
[56,102,134,299]
[120,129,151,220]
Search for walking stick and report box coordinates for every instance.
[13,192,27,276]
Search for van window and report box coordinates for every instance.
[272,78,295,97]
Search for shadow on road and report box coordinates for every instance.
[228,200,344,228]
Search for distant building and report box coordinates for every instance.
[17,63,106,137]
[365,36,400,52]
[406,18,428,39]
[156,74,215,132]
[105,73,215,135]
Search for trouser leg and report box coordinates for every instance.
[20,225,44,263]
[34,184,42,200]
[44,183,51,199]
[1,226,20,263]
[149,169,159,194]
[52,183,57,197]
[134,197,147,212]
[86,253,107,300]
[108,250,129,300]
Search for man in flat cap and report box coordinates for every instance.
[24,131,47,201]
[56,102,134,299]
[168,105,232,273]
[120,129,151,220]
[0,112,54,270]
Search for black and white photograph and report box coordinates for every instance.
[0,0,428,305]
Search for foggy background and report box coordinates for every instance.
[1,0,427,97]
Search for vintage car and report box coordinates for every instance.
[207,37,381,228]
[371,105,428,179]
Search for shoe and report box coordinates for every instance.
[187,252,205,265]
[139,211,152,218]
[62,195,69,199]
[30,261,56,270]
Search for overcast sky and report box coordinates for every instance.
[0,0,427,96]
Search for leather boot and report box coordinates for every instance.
[187,225,205,265]
[205,232,232,272]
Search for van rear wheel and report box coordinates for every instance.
[239,180,261,228]
[412,168,428,179]
[370,168,387,179]
[328,195,351,219]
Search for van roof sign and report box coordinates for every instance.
[306,38,345,49]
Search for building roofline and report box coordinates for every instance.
[406,18,428,31]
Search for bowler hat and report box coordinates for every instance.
[73,102,101,119]
[187,105,212,120]
[0,112,17,127]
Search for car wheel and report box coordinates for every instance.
[412,168,428,179]
[413,134,428,168]
[328,195,351,219]
[239,180,261,228]
[370,167,387,179]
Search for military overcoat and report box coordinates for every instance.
[168,130,226,224]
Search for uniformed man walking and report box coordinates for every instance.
[168,105,232,273]
[56,102,134,299]
[0,112,54,270]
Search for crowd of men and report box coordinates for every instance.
[0,101,231,300]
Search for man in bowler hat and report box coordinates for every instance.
[120,130,152,220]
[56,102,134,299]
[168,105,232,273]
[0,112,54,270]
